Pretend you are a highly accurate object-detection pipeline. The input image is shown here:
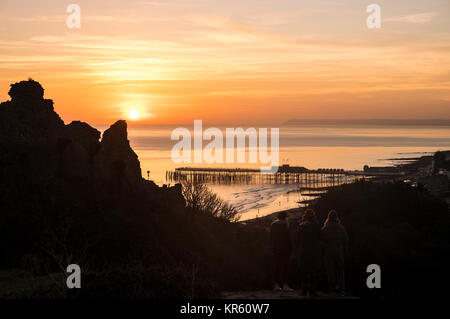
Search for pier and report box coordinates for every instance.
[166,165,372,187]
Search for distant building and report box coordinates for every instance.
[277,164,308,173]
[431,151,450,174]
[363,165,401,174]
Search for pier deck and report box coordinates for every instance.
[166,166,376,186]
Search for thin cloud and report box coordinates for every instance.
[2,14,145,24]
[139,1,189,7]
[385,12,438,24]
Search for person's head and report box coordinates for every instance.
[324,209,341,226]
[278,211,287,220]
[302,208,317,223]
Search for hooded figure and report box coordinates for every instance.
[296,209,321,296]
[321,210,349,296]
[270,211,293,291]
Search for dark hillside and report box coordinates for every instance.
[312,180,450,298]
[0,80,268,298]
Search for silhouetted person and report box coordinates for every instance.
[321,210,349,296]
[287,216,299,285]
[270,211,293,291]
[296,208,321,296]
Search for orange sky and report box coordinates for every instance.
[0,0,449,125]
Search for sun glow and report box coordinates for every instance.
[129,108,139,120]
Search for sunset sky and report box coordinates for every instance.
[0,0,449,125]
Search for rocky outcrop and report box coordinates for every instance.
[95,120,143,191]
[8,78,44,102]
[67,120,101,164]
[0,79,68,182]
[0,79,66,142]
[0,79,161,194]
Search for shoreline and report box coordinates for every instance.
[240,149,450,224]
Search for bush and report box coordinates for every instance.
[181,180,241,222]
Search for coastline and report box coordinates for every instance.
[240,149,450,224]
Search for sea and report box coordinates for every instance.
[97,123,450,221]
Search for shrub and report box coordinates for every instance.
[181,180,241,222]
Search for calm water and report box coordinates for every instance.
[104,124,450,220]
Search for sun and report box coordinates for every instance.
[129,109,139,120]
